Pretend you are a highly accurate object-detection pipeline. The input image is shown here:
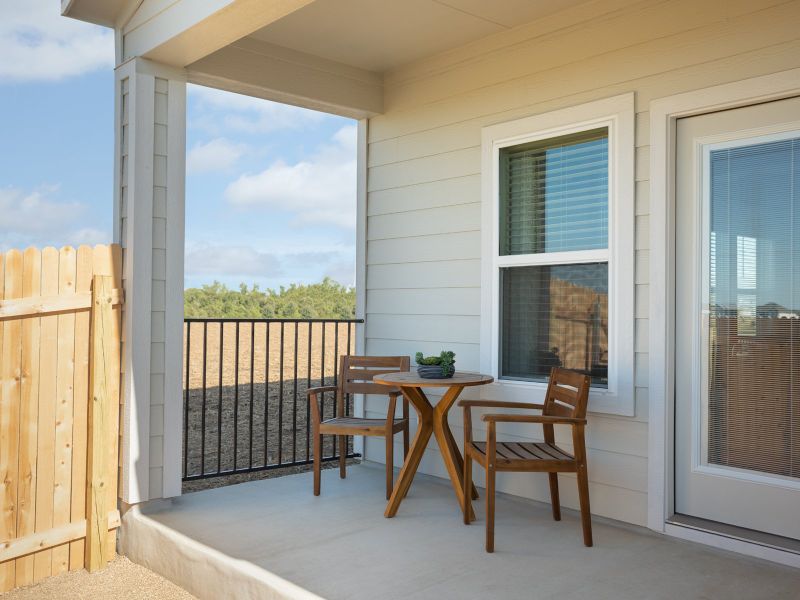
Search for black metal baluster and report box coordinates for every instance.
[346,321,352,418]
[292,322,299,463]
[233,322,240,472]
[333,321,339,458]
[184,322,190,478]
[249,321,255,469]
[264,321,270,467]
[217,322,224,474]
[278,322,285,465]
[321,321,327,457]
[201,321,208,476]
[306,322,312,461]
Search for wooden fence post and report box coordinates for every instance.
[85,275,117,572]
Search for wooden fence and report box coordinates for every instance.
[0,245,123,592]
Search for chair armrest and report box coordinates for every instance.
[458,400,544,410]
[480,414,586,425]
[307,386,338,424]
[306,385,338,398]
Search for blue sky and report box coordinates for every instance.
[0,0,356,291]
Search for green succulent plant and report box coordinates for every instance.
[415,350,456,376]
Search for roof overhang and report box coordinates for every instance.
[60,0,131,28]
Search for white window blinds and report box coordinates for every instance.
[499,128,608,255]
[707,135,800,478]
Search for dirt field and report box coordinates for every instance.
[182,321,357,490]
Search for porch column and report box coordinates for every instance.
[114,58,186,503]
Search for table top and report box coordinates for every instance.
[374,371,494,388]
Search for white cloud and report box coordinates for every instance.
[185,243,283,279]
[0,0,114,82]
[224,125,357,229]
[0,184,110,250]
[187,138,247,174]
[188,84,325,134]
[184,242,355,287]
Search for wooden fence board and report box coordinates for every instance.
[69,246,92,571]
[16,247,41,586]
[0,250,23,590]
[33,247,59,584]
[0,246,122,591]
[0,252,5,588]
[52,247,77,575]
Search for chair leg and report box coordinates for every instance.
[339,435,347,479]
[576,465,593,547]
[463,451,472,525]
[486,464,495,553]
[313,432,322,496]
[386,432,394,500]
[548,472,561,521]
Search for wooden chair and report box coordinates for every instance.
[307,355,410,499]
[460,367,592,552]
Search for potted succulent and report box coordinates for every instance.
[415,351,456,379]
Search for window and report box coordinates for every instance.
[480,94,635,415]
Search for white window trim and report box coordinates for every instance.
[480,93,635,416]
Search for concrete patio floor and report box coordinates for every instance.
[121,463,800,600]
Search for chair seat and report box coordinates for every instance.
[470,441,575,469]
[319,416,407,435]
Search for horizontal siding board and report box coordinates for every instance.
[367,288,481,316]
[368,175,480,216]
[368,147,480,192]
[366,314,479,345]
[368,203,480,240]
[366,260,480,289]
[367,231,480,265]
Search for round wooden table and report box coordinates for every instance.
[373,371,493,519]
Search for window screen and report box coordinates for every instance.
[501,264,609,386]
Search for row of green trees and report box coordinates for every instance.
[184,278,356,319]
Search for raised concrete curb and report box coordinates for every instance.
[120,502,326,600]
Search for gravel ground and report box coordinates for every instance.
[4,556,195,600]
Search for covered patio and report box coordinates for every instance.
[52,0,800,597]
[123,464,800,599]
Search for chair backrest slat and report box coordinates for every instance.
[338,355,410,396]
[542,367,591,420]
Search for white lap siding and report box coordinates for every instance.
[362,0,800,526]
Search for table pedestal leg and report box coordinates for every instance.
[432,386,476,521]
[384,387,432,518]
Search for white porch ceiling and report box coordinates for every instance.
[248,0,588,73]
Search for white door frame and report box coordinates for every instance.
[648,67,800,567]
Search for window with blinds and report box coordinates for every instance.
[499,128,608,255]
[707,135,800,479]
[497,128,610,386]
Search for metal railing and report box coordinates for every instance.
[182,318,363,481]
